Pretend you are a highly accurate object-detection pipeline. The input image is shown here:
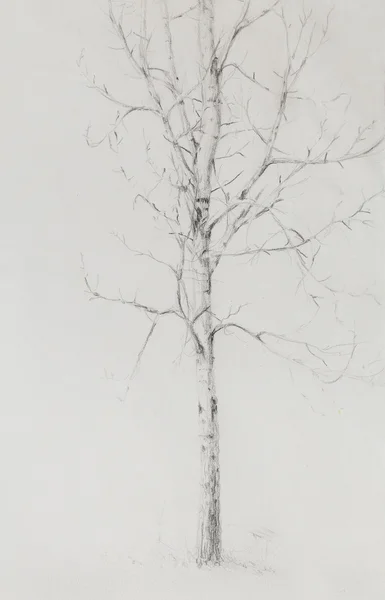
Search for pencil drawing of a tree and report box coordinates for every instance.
[80,0,383,566]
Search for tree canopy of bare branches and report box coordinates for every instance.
[80,0,384,566]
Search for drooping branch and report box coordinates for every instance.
[84,106,159,149]
[82,260,178,317]
[212,322,360,384]
[78,49,160,149]
[133,192,179,227]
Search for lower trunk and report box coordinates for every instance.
[196,352,222,566]
[191,211,221,564]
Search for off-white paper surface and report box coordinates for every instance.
[1,1,385,597]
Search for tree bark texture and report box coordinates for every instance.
[193,0,222,566]
[194,242,222,566]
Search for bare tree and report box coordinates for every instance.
[80,0,384,566]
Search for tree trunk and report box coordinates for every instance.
[196,343,221,565]
[192,227,222,566]
[193,0,222,566]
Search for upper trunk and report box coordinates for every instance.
[193,0,221,235]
